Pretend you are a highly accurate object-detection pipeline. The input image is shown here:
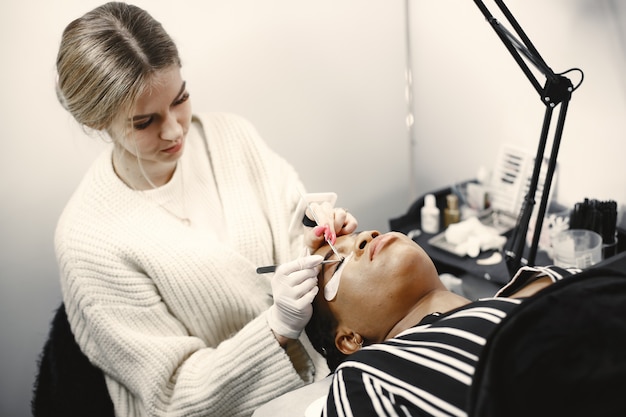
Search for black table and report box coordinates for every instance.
[389,183,624,299]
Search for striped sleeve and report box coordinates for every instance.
[324,298,522,417]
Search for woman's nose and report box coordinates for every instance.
[354,230,380,254]
[160,112,183,141]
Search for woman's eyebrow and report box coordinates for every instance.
[171,81,187,104]
[130,113,150,122]
[129,81,187,121]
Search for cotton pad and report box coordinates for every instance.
[324,252,353,301]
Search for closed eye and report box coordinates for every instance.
[174,91,190,106]
[322,249,344,278]
[330,257,345,276]
[172,81,189,106]
[132,82,189,130]
[133,116,153,130]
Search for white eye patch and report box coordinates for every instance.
[324,252,354,301]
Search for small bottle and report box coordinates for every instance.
[421,194,440,234]
[444,193,460,228]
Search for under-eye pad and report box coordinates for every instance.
[324,252,354,301]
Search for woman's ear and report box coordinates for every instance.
[335,327,364,355]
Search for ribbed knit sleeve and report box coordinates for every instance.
[55,113,323,417]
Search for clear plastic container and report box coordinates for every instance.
[552,229,602,269]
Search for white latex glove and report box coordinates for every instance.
[303,202,358,252]
[267,254,323,340]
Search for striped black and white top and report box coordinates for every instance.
[323,266,579,417]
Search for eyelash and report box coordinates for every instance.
[133,92,190,131]
[134,118,153,131]
[330,257,345,275]
[176,92,190,105]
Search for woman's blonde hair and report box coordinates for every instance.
[56,2,181,131]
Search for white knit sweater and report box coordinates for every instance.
[55,113,327,416]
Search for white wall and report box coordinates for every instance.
[409,0,626,217]
[0,1,624,416]
[0,1,408,415]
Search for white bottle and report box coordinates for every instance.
[421,194,440,234]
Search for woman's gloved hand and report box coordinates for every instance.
[303,202,358,252]
[267,254,323,340]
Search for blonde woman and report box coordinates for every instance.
[53,2,357,416]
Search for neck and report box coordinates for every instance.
[385,288,470,340]
[113,147,177,190]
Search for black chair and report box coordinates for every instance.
[467,267,626,417]
[32,303,114,417]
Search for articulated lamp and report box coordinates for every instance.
[471,0,584,274]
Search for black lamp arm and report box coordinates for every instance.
[470,0,579,275]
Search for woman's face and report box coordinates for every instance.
[111,65,192,175]
[313,231,440,343]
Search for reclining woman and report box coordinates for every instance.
[305,230,578,417]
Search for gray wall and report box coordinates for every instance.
[1,1,624,416]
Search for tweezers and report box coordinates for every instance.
[256,259,341,274]
[299,196,344,261]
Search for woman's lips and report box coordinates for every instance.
[369,234,395,260]
[163,141,183,154]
